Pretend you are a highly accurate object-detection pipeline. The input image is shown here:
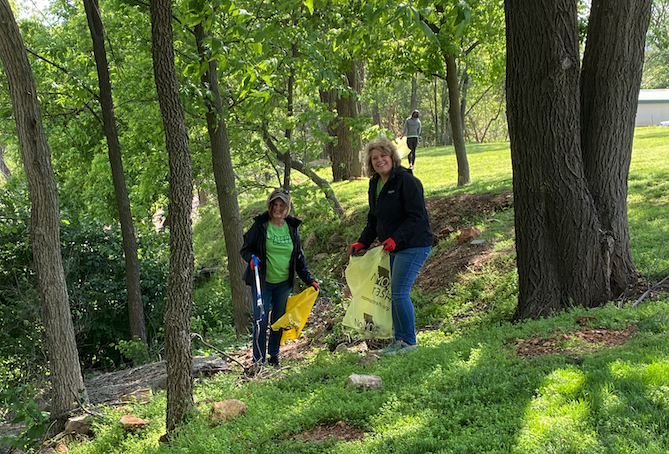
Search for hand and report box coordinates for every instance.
[311,281,319,291]
[250,257,258,270]
[349,242,365,256]
[381,238,396,252]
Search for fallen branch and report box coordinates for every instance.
[631,273,669,307]
[191,332,247,370]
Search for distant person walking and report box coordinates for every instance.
[400,109,421,172]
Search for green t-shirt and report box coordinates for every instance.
[375,179,384,203]
[265,222,293,284]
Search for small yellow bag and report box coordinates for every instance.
[271,286,319,345]
[394,136,410,158]
[343,246,393,339]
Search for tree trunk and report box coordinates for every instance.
[0,142,11,180]
[410,76,418,111]
[446,53,469,185]
[319,89,341,180]
[150,0,194,437]
[319,60,361,181]
[580,0,650,296]
[0,0,87,429]
[459,65,470,141]
[84,0,146,346]
[441,80,451,146]
[371,103,381,127]
[195,24,251,336]
[432,78,439,147]
[506,0,624,319]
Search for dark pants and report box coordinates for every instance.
[251,280,292,363]
[407,137,418,166]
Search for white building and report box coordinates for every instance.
[636,89,669,127]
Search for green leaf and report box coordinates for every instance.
[303,0,314,15]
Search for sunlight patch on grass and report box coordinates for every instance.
[515,367,604,454]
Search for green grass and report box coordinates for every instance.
[64,127,669,454]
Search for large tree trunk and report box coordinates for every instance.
[505,0,641,319]
[319,61,362,181]
[195,24,251,336]
[580,0,650,296]
[0,0,87,429]
[150,0,194,437]
[84,0,146,346]
[446,54,469,185]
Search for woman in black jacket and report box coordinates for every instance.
[349,137,433,354]
[241,188,318,366]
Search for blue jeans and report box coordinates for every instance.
[251,280,292,363]
[390,246,431,345]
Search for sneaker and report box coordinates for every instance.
[268,356,279,366]
[380,340,404,356]
[396,343,418,355]
[382,340,418,356]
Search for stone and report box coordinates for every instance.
[119,414,150,431]
[312,252,329,262]
[345,374,382,391]
[64,414,93,435]
[457,227,481,244]
[210,399,247,426]
[303,231,318,250]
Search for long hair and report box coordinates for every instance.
[364,137,402,177]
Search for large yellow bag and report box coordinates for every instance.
[343,246,393,339]
[271,286,319,345]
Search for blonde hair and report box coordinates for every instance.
[364,137,401,177]
[266,188,292,217]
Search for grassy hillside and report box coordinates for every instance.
[64,127,669,454]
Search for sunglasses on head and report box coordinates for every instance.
[279,189,289,195]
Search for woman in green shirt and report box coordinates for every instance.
[241,189,318,366]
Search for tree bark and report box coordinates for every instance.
[580,0,651,296]
[195,23,252,336]
[505,0,648,319]
[319,60,361,181]
[446,53,470,185]
[0,0,87,429]
[0,142,11,180]
[84,0,147,346]
[150,0,194,437]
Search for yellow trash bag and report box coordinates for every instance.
[271,286,319,345]
[394,136,410,158]
[343,246,393,339]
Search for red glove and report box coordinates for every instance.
[382,238,396,252]
[311,282,319,291]
[349,242,365,256]
[249,258,256,270]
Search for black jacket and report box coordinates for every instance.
[240,212,314,287]
[358,166,433,251]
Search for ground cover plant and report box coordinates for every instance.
[5,127,669,453]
